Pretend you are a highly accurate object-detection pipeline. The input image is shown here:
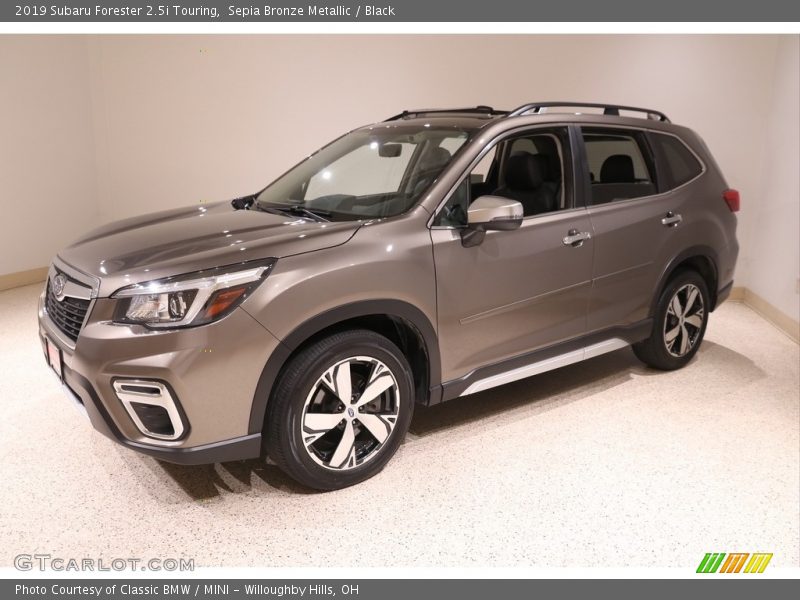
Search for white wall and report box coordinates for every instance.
[2,35,798,321]
[85,35,779,224]
[741,36,800,321]
[0,36,97,274]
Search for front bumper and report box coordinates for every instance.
[38,288,282,465]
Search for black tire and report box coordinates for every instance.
[266,329,414,491]
[633,269,710,371]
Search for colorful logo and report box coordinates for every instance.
[696,552,773,573]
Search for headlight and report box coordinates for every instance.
[112,258,276,328]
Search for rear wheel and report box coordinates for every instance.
[633,270,710,370]
[266,329,414,490]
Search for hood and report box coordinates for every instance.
[58,201,361,297]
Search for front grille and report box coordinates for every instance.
[45,278,90,342]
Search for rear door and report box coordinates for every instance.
[580,126,692,332]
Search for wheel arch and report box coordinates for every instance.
[248,300,440,435]
[650,246,720,318]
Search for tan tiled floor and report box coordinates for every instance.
[0,284,797,568]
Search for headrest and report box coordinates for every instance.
[511,150,560,182]
[530,136,562,178]
[420,147,452,171]
[600,154,635,183]
[504,153,544,191]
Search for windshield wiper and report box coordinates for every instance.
[260,203,331,222]
[231,194,256,210]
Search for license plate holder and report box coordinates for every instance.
[45,336,63,381]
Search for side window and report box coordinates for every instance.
[497,131,568,215]
[432,148,497,227]
[471,146,497,183]
[433,127,571,225]
[582,128,656,205]
[650,133,703,188]
[469,146,498,198]
[434,178,469,228]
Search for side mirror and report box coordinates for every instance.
[461,195,523,247]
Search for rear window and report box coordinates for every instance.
[650,133,703,188]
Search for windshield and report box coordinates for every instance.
[256,126,470,221]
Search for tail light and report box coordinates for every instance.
[723,189,740,212]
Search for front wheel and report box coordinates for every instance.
[266,329,414,490]
[633,270,710,371]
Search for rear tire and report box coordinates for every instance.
[633,269,710,371]
[266,329,414,491]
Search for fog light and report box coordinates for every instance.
[130,402,174,438]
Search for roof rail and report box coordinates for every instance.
[508,102,670,123]
[384,105,507,121]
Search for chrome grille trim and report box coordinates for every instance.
[43,258,100,347]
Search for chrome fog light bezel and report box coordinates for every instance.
[112,379,187,442]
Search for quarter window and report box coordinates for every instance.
[650,133,703,188]
[582,129,656,205]
[435,178,470,228]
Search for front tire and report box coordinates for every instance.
[266,329,414,491]
[633,269,710,371]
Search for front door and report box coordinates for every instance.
[431,126,594,384]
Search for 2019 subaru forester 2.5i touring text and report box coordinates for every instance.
[38,102,739,490]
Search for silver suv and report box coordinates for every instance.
[38,102,739,490]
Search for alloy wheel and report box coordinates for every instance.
[301,356,400,470]
[663,283,705,357]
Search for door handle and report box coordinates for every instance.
[661,211,683,227]
[563,229,591,247]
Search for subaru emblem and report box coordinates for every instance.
[52,273,67,300]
